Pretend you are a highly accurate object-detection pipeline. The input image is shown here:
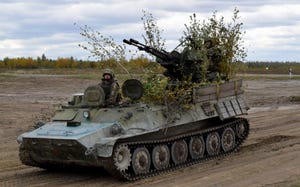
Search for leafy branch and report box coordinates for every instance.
[77,24,126,61]
[141,10,166,50]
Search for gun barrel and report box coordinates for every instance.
[123,39,131,45]
[123,38,184,80]
[129,38,140,45]
[123,38,177,62]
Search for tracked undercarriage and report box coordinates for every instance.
[18,79,250,180]
[107,117,249,180]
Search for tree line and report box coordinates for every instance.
[0,55,164,74]
[0,55,299,75]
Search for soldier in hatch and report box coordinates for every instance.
[99,69,120,105]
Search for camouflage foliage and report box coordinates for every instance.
[181,8,247,80]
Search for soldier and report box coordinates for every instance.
[205,39,222,81]
[99,69,120,105]
[180,38,203,83]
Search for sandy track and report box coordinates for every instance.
[0,75,299,187]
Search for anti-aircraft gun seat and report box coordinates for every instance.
[122,79,144,100]
[82,85,105,107]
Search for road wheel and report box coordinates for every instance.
[206,132,221,156]
[152,145,170,170]
[189,136,205,159]
[132,147,151,175]
[171,140,188,165]
[221,127,236,152]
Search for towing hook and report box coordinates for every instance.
[85,147,96,156]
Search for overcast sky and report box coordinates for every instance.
[1,0,300,61]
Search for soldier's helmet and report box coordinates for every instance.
[102,69,115,80]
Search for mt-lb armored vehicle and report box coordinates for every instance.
[18,39,250,181]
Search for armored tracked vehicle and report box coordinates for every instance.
[18,39,250,180]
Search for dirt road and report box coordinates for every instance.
[0,75,299,187]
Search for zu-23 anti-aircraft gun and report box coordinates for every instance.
[123,38,204,82]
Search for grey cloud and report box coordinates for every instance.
[1,0,300,61]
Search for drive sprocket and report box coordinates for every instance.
[113,144,131,172]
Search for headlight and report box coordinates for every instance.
[110,123,124,135]
[83,111,90,119]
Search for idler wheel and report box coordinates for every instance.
[132,147,151,175]
[236,123,246,138]
[152,145,170,170]
[189,136,205,159]
[113,144,131,172]
[171,140,188,165]
[221,127,236,152]
[206,132,221,156]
